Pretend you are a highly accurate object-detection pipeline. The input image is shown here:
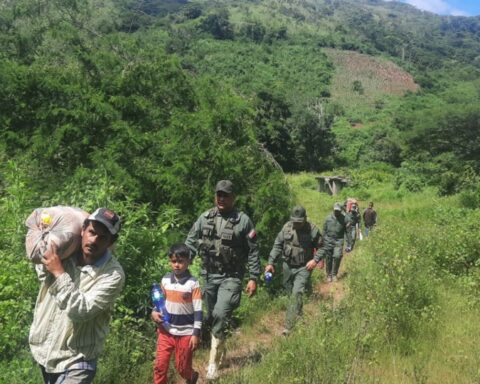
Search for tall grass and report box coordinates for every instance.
[217,172,480,383]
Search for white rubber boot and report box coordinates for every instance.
[206,335,225,380]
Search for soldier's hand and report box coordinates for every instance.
[305,259,317,271]
[246,280,257,297]
[265,264,275,274]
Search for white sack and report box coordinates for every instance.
[25,206,89,264]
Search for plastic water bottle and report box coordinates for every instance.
[264,271,273,284]
[151,283,170,325]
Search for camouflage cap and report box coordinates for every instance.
[290,205,307,223]
[215,180,234,194]
[333,202,343,211]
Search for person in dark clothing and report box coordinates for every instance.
[363,202,377,237]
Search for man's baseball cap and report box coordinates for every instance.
[88,208,121,235]
[333,203,343,211]
[290,205,307,223]
[215,180,234,194]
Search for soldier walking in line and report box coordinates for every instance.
[265,206,322,335]
[185,180,260,380]
[317,203,352,282]
[345,200,361,251]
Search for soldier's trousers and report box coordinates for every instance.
[348,227,357,249]
[202,274,242,339]
[283,262,311,330]
[322,245,343,277]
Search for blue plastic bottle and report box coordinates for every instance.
[264,271,273,284]
[151,283,170,325]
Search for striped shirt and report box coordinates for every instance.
[161,271,202,336]
[29,251,125,373]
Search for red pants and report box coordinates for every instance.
[154,327,194,384]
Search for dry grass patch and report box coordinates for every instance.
[324,48,419,111]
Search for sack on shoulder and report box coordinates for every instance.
[25,206,89,263]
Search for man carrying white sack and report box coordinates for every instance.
[29,208,125,384]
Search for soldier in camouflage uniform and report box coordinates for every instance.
[315,203,352,282]
[185,180,260,380]
[265,206,322,335]
[345,202,361,251]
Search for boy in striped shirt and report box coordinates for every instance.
[152,243,202,384]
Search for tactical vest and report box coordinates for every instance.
[282,221,314,266]
[323,214,347,247]
[199,209,243,275]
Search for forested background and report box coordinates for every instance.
[1,0,480,382]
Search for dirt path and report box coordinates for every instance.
[182,256,352,383]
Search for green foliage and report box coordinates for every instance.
[0,1,293,379]
[96,315,154,383]
[422,206,480,276]
[458,182,480,210]
[225,302,357,383]
[0,161,39,360]
[352,80,365,95]
[239,21,266,43]
[2,0,480,380]
[199,9,234,40]
[349,221,439,353]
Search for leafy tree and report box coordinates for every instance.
[290,107,335,171]
[240,21,266,43]
[199,10,234,40]
[253,91,295,171]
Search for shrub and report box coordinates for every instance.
[348,219,439,355]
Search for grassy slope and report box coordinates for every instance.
[363,288,480,384]
[217,173,480,383]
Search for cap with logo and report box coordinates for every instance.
[290,205,307,223]
[88,208,121,235]
[215,180,234,194]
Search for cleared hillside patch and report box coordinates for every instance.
[324,48,419,113]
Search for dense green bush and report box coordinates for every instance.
[349,221,439,353]
[0,4,293,379]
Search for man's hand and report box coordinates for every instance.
[265,264,275,274]
[246,279,257,297]
[41,243,65,278]
[305,259,318,271]
[189,335,200,351]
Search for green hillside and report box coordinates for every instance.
[222,172,480,383]
[1,0,480,382]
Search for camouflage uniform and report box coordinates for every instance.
[186,180,260,380]
[186,207,259,339]
[268,206,322,331]
[345,208,360,250]
[315,203,352,281]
